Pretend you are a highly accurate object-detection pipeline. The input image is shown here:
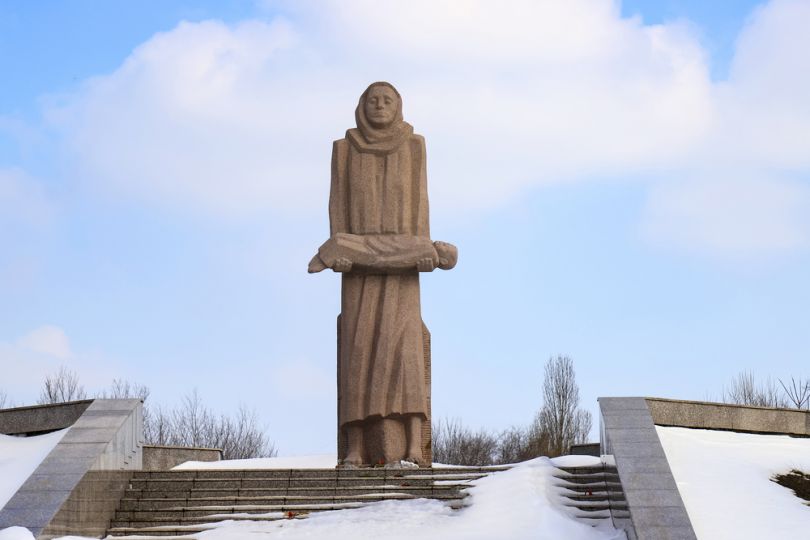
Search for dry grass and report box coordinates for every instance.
[772,469,810,504]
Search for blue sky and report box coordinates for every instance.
[2,0,809,455]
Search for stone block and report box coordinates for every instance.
[68,413,129,429]
[0,401,92,435]
[610,440,668,459]
[599,397,650,411]
[604,428,660,443]
[19,473,85,492]
[35,455,97,475]
[60,427,120,444]
[631,506,693,528]
[617,470,676,492]
[142,445,222,471]
[601,414,654,429]
[645,397,810,436]
[2,489,72,511]
[624,488,683,506]
[83,399,143,412]
[47,442,109,459]
[613,456,673,474]
[0,506,53,530]
[636,526,698,540]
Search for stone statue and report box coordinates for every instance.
[309,82,457,467]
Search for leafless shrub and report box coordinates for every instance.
[779,377,810,410]
[496,422,549,464]
[146,390,277,460]
[724,371,788,408]
[34,369,276,459]
[537,355,593,457]
[97,379,151,401]
[38,366,88,404]
[432,418,499,466]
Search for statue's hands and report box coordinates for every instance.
[333,257,353,273]
[416,257,435,272]
[308,254,327,273]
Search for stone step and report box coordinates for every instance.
[110,467,499,537]
[109,512,309,532]
[555,466,617,475]
[563,500,629,511]
[123,485,466,500]
[131,467,508,480]
[119,491,467,511]
[555,481,623,492]
[127,476,479,491]
[562,492,626,502]
[114,502,372,522]
[553,474,619,484]
[551,464,629,529]
[109,532,206,539]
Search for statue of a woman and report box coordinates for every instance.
[310,82,456,467]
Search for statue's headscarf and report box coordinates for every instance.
[347,82,413,155]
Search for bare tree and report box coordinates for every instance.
[147,390,277,459]
[432,418,499,466]
[537,355,593,457]
[34,369,276,459]
[724,371,788,408]
[97,379,151,401]
[0,389,8,409]
[496,422,549,464]
[38,366,88,404]
[778,377,810,410]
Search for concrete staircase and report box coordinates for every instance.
[552,464,629,526]
[107,466,508,537]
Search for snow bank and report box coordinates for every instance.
[175,455,512,470]
[0,429,67,509]
[550,455,602,468]
[174,454,337,470]
[657,426,810,540]
[0,527,35,540]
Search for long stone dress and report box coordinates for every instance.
[329,128,430,431]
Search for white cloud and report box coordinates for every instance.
[48,0,712,216]
[642,173,810,257]
[44,0,810,257]
[0,168,52,228]
[0,326,119,404]
[16,325,73,360]
[640,0,810,257]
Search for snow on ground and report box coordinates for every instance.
[3,448,625,540]
[174,454,338,470]
[0,429,67,509]
[175,453,604,470]
[0,527,35,540]
[657,426,810,540]
[189,457,624,540]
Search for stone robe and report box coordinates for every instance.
[329,132,430,428]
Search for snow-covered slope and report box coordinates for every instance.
[0,429,67,509]
[657,426,810,540]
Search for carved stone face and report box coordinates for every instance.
[364,86,398,128]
